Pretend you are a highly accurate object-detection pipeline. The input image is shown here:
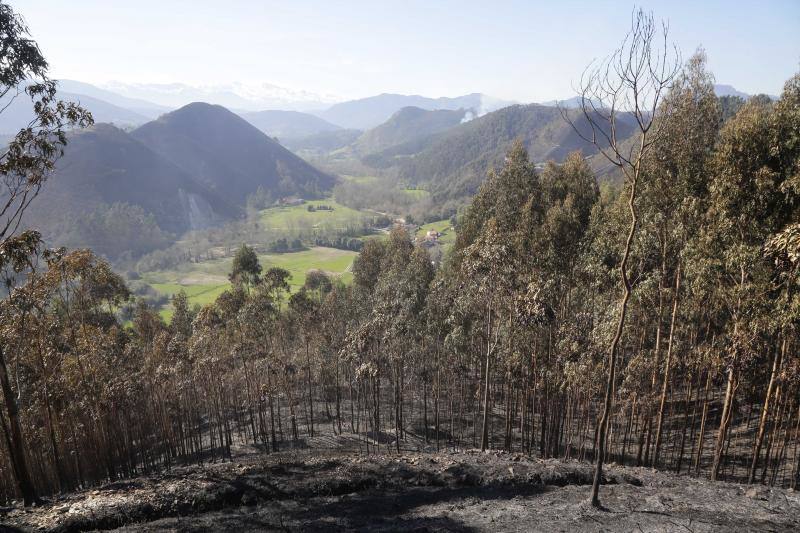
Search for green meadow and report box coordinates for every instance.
[402,187,430,200]
[143,246,358,320]
[259,199,371,233]
[340,174,380,184]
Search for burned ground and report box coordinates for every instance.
[2,446,799,532]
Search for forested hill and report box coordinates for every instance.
[131,102,336,206]
[353,106,468,157]
[397,103,637,201]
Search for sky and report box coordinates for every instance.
[13,0,800,102]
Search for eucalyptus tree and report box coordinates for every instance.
[229,244,262,291]
[0,2,92,504]
[702,79,799,481]
[745,75,800,484]
[642,50,722,468]
[367,229,433,449]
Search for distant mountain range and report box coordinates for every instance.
[0,80,768,140]
[541,85,763,109]
[0,90,150,134]
[713,84,752,99]
[0,80,519,137]
[314,93,514,130]
[59,80,171,118]
[239,110,342,140]
[99,81,339,113]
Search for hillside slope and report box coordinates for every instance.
[0,91,150,133]
[24,123,238,237]
[353,106,467,156]
[398,104,637,200]
[132,103,336,205]
[58,79,171,118]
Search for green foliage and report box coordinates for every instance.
[229,244,262,287]
[55,202,172,260]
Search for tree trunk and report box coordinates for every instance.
[0,345,40,506]
[653,263,681,467]
[711,366,737,481]
[480,305,492,452]
[590,173,638,508]
[748,338,784,484]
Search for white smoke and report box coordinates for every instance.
[460,95,512,123]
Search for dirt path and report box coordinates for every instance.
[2,449,799,532]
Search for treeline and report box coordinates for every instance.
[314,236,364,252]
[267,238,305,253]
[2,60,800,507]
[48,202,173,262]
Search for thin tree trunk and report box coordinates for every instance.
[654,263,681,467]
[0,345,40,506]
[712,366,737,481]
[590,170,638,508]
[748,338,784,484]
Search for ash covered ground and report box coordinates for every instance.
[2,445,799,532]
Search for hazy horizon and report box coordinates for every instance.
[16,0,800,104]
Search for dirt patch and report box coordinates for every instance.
[2,450,799,532]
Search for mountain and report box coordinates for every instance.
[0,90,151,134]
[239,110,342,140]
[713,84,750,99]
[100,81,338,112]
[315,93,513,130]
[61,92,151,126]
[539,96,602,109]
[353,106,467,156]
[397,103,638,201]
[545,85,770,108]
[131,102,336,205]
[282,129,362,154]
[58,80,170,118]
[24,123,237,238]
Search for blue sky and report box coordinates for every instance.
[15,0,800,101]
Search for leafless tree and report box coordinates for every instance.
[560,8,681,508]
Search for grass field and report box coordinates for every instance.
[259,199,370,233]
[403,187,430,200]
[143,246,358,320]
[341,175,380,184]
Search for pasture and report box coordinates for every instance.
[259,199,372,234]
[143,246,358,320]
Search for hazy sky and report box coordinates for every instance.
[15,0,800,102]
